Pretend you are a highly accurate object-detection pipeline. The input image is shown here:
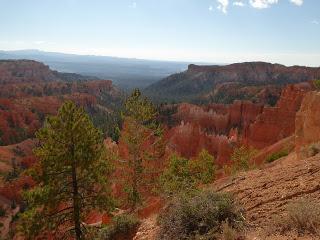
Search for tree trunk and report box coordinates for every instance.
[132,152,138,211]
[71,145,82,240]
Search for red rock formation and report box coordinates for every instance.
[0,60,57,84]
[167,82,314,164]
[252,136,295,165]
[166,122,235,166]
[245,83,313,149]
[175,101,263,136]
[0,60,122,145]
[168,100,263,165]
[0,175,35,202]
[295,90,320,158]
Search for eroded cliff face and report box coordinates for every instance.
[166,83,314,164]
[166,122,235,165]
[0,60,57,84]
[175,101,264,135]
[295,90,320,158]
[166,101,264,165]
[0,60,122,145]
[245,82,313,149]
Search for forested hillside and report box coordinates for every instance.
[145,62,320,104]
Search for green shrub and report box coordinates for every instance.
[266,150,289,163]
[98,214,140,240]
[308,143,320,157]
[313,79,320,90]
[275,199,320,235]
[231,146,257,173]
[0,206,5,217]
[160,151,216,196]
[157,191,244,240]
[189,149,215,184]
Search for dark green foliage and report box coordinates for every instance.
[8,127,29,145]
[4,158,20,182]
[266,94,279,107]
[97,214,140,240]
[121,89,164,209]
[12,146,26,157]
[0,206,5,217]
[19,101,114,240]
[160,155,196,196]
[4,169,20,182]
[90,110,122,142]
[0,129,3,145]
[157,191,244,240]
[157,104,178,128]
[124,89,159,129]
[11,200,17,209]
[210,88,252,104]
[266,150,289,163]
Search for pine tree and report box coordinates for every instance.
[19,101,114,240]
[120,89,164,210]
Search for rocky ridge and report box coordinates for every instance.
[145,62,320,103]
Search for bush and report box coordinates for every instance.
[313,79,320,90]
[266,150,289,163]
[160,151,215,196]
[157,191,244,240]
[231,146,257,173]
[275,199,320,235]
[98,214,140,240]
[189,149,215,184]
[308,143,320,157]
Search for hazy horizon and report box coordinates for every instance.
[1,0,320,66]
[2,48,320,68]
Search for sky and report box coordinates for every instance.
[0,0,319,66]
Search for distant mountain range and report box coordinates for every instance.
[144,62,320,104]
[0,49,200,90]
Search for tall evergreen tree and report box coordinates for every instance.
[19,101,114,240]
[120,89,164,210]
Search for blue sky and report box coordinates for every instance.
[0,0,319,66]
